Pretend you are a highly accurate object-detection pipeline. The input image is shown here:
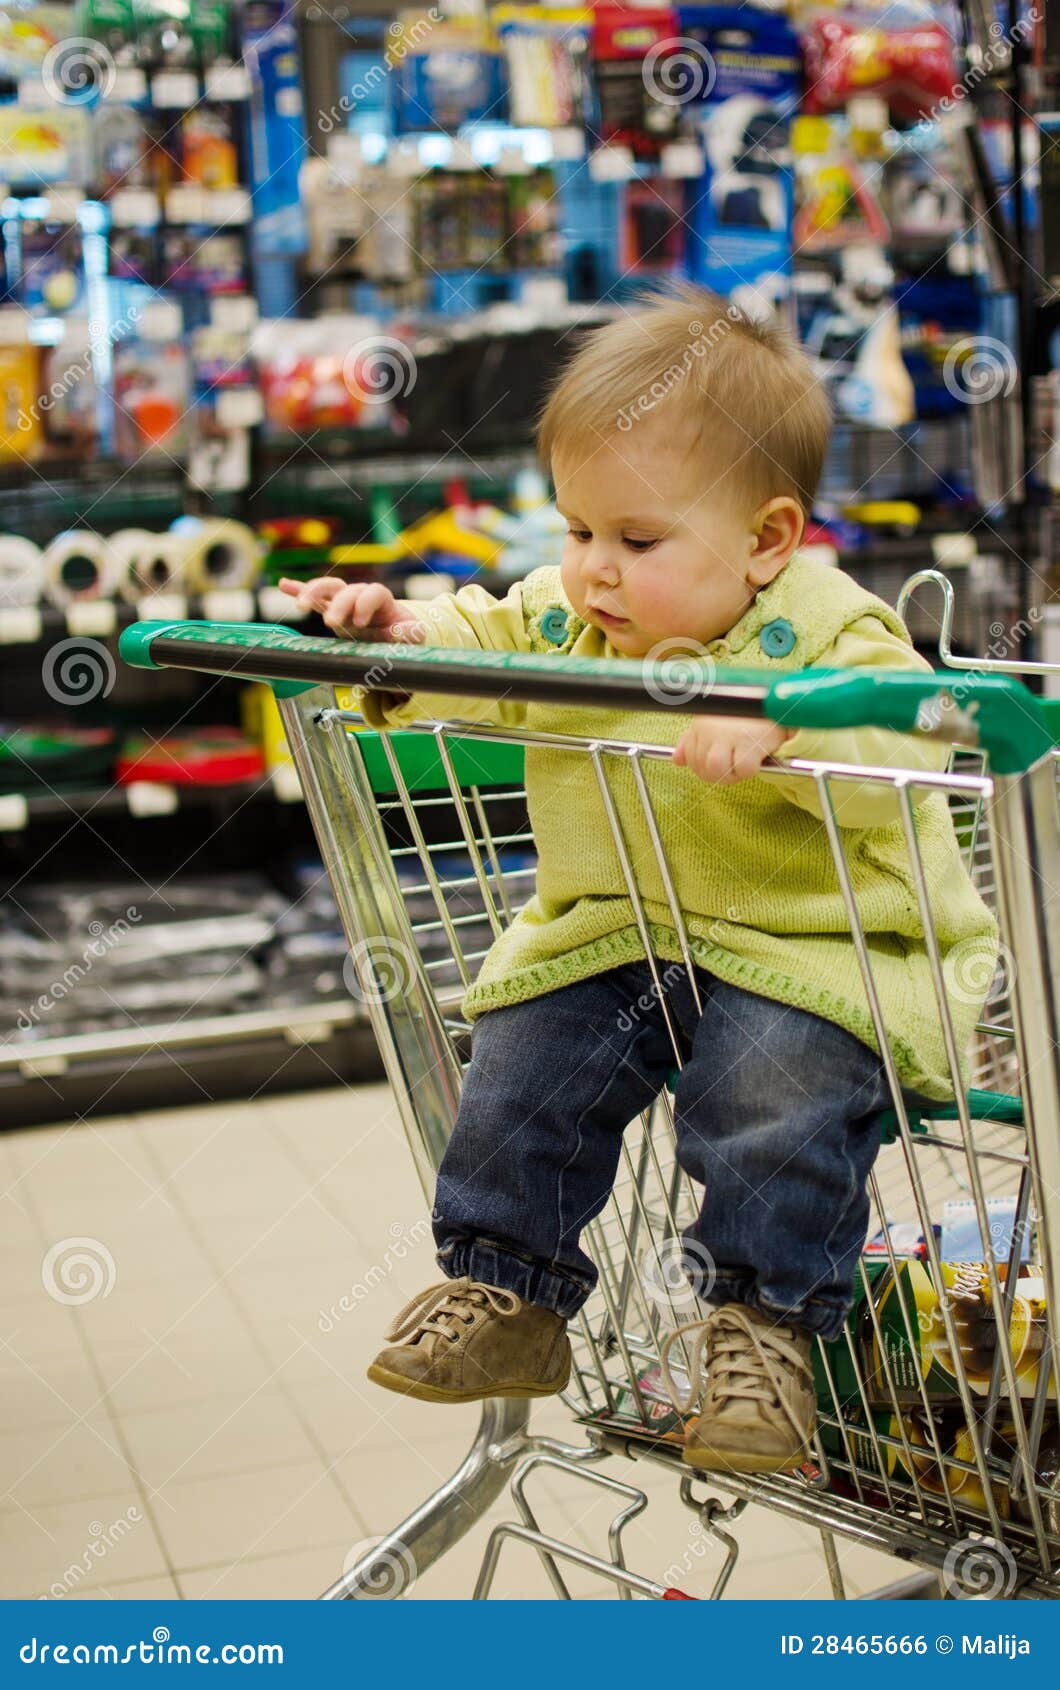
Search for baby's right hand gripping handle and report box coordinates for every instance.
[762,669,1056,777]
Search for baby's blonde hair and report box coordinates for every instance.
[538,285,831,516]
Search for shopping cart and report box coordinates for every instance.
[121,615,1060,1601]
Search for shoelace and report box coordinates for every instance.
[385,1277,521,1346]
[659,1306,814,1442]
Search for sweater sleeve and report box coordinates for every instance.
[767,615,950,829]
[353,578,533,731]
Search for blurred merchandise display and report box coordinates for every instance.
[2,0,1056,1122]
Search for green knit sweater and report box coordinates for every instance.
[357,557,997,1100]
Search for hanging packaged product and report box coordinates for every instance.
[462,173,507,269]
[392,11,507,135]
[791,115,890,253]
[0,3,68,81]
[190,321,255,393]
[109,228,158,286]
[254,317,402,435]
[0,110,91,187]
[506,168,562,271]
[302,155,369,280]
[0,3,68,77]
[40,320,100,451]
[131,0,189,63]
[111,333,190,459]
[620,178,685,273]
[0,334,43,463]
[882,139,967,248]
[78,0,136,59]
[18,205,84,315]
[95,106,152,200]
[188,0,232,66]
[494,5,592,130]
[590,5,681,159]
[161,228,244,292]
[242,0,307,255]
[181,106,239,189]
[355,167,416,284]
[681,5,801,295]
[413,170,509,272]
[801,3,959,124]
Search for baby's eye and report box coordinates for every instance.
[567,528,591,543]
[623,537,658,552]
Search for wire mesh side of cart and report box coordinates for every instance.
[292,693,1060,1597]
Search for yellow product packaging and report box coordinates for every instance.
[241,683,295,773]
[863,1258,1051,1405]
[0,343,42,461]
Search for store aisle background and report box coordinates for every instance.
[1,1082,907,1601]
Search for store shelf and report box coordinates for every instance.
[0,589,310,648]
[0,997,364,1078]
[0,771,303,831]
[0,999,384,1129]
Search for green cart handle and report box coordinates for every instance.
[119,618,1057,775]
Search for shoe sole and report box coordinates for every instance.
[683,1441,811,1477]
[366,1351,572,1404]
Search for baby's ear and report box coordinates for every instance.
[746,496,803,589]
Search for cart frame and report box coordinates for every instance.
[120,615,1060,1601]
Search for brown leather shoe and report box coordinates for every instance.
[660,1303,816,1475]
[366,1276,572,1403]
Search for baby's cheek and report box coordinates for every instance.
[631,582,687,645]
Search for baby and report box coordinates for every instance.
[280,287,995,1476]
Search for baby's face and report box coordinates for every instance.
[554,426,762,660]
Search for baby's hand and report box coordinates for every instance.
[277,576,426,643]
[673,716,793,784]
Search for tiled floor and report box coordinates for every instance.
[0,1083,910,1601]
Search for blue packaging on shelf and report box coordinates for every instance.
[242,0,308,255]
[679,5,801,296]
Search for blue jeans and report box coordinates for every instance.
[432,961,893,1341]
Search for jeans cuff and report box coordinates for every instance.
[708,1276,849,1342]
[436,1238,591,1319]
